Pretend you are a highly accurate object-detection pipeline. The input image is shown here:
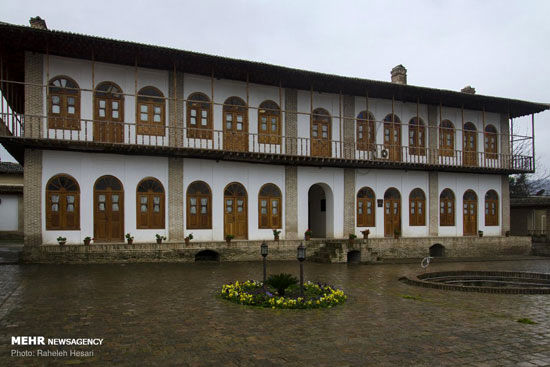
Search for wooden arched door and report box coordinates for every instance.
[94,82,124,143]
[311,108,331,157]
[223,97,248,152]
[463,122,477,166]
[384,188,401,237]
[94,175,124,242]
[383,114,401,161]
[224,182,248,239]
[463,190,478,236]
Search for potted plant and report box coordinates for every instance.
[394,229,401,239]
[361,229,370,239]
[57,236,67,246]
[155,234,166,244]
[478,230,484,238]
[505,230,510,237]
[225,234,234,244]
[125,233,134,245]
[184,233,193,245]
[83,236,93,246]
[273,229,281,241]
[348,233,357,244]
[304,229,313,241]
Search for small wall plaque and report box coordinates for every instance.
[377,199,383,207]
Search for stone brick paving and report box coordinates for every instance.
[1,259,550,366]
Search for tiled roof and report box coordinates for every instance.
[0,162,23,174]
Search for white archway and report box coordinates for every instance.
[307,183,334,238]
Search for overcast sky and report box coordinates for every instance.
[1,0,549,173]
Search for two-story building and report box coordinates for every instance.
[0,18,547,262]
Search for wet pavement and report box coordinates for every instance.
[1,259,550,366]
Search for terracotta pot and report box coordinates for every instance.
[156,239,162,244]
[362,231,370,239]
[274,235,279,241]
[226,239,232,244]
[305,234,311,241]
[127,239,133,245]
[184,238,190,245]
[83,239,91,246]
[59,241,66,246]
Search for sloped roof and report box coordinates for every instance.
[0,21,548,118]
[0,162,23,174]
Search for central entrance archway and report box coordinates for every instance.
[307,183,334,238]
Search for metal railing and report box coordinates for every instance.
[0,112,534,172]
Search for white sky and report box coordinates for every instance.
[1,0,549,171]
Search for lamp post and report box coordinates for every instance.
[297,243,306,297]
[261,242,268,290]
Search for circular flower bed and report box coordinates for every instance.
[220,280,347,309]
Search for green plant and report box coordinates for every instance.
[273,229,281,236]
[186,233,194,240]
[517,318,536,325]
[394,229,401,237]
[125,233,134,241]
[265,273,298,296]
[225,234,235,241]
[349,234,357,240]
[57,236,67,242]
[305,229,313,236]
[155,234,167,240]
[84,236,92,241]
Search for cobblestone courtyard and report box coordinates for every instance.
[1,259,550,366]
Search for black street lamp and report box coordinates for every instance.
[297,243,306,296]
[261,242,268,289]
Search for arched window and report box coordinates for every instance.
[258,100,281,144]
[409,117,425,156]
[187,92,212,139]
[46,174,80,230]
[356,111,376,151]
[440,189,455,226]
[258,183,282,229]
[463,122,477,166]
[383,114,401,161]
[439,120,455,157]
[357,187,375,227]
[409,188,426,226]
[136,178,165,229]
[223,96,248,152]
[484,124,498,159]
[136,86,165,136]
[485,190,499,226]
[186,181,212,229]
[311,108,332,157]
[94,81,124,143]
[48,76,80,130]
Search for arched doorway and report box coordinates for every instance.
[383,114,401,161]
[429,244,445,257]
[93,81,124,143]
[94,175,124,242]
[307,183,334,238]
[224,182,248,239]
[223,96,248,152]
[384,188,401,237]
[463,190,478,236]
[463,122,477,166]
[311,108,331,157]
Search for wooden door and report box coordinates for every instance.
[463,125,477,166]
[463,191,477,236]
[94,83,124,143]
[94,176,124,242]
[224,183,247,239]
[384,189,401,237]
[311,109,331,157]
[223,98,248,152]
[384,121,401,161]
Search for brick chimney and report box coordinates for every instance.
[461,85,476,94]
[29,16,47,30]
[391,64,407,85]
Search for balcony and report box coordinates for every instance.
[0,112,534,174]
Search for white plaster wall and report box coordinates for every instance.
[438,172,502,236]
[42,55,169,145]
[297,167,344,238]
[355,169,429,238]
[41,150,168,244]
[0,195,18,231]
[182,158,285,241]
[297,91,342,157]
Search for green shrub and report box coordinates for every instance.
[265,273,298,296]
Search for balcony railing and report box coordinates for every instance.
[0,113,534,172]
